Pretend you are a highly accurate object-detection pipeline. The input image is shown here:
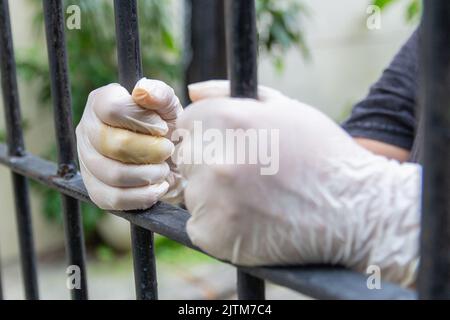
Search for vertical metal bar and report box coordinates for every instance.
[130,225,158,300]
[226,0,265,300]
[226,0,258,99]
[11,174,39,299]
[43,0,88,300]
[0,247,3,300]
[418,0,450,300]
[114,0,142,92]
[0,257,3,300]
[184,0,227,103]
[0,0,39,300]
[237,271,265,300]
[114,0,158,300]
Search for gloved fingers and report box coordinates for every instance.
[187,80,285,102]
[90,83,168,136]
[132,78,183,122]
[79,111,174,165]
[161,171,187,205]
[77,128,170,188]
[80,158,169,211]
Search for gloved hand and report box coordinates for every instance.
[76,78,185,210]
[176,80,421,286]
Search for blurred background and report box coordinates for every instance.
[0,0,418,299]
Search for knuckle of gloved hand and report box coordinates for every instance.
[155,80,176,101]
[107,191,129,211]
[98,98,123,123]
[88,84,117,108]
[75,122,83,138]
[83,182,111,211]
[86,88,99,105]
[94,94,131,124]
[135,79,175,106]
[108,189,155,211]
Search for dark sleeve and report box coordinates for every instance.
[341,29,419,151]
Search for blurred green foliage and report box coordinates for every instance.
[19,0,180,126]
[16,0,308,246]
[372,0,421,22]
[257,0,309,71]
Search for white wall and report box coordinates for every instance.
[259,0,417,121]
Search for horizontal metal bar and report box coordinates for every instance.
[0,143,416,300]
[0,0,39,300]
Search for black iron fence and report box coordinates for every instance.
[0,0,448,300]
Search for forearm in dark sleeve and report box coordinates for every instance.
[342,29,419,151]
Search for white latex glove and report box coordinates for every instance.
[76,78,185,210]
[176,80,421,286]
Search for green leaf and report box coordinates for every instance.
[256,0,310,69]
[372,0,422,22]
[372,0,396,10]
[0,129,6,143]
[406,0,421,22]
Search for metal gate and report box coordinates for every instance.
[0,0,448,300]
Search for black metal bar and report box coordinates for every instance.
[43,0,88,300]
[237,270,265,300]
[113,0,158,300]
[0,144,417,300]
[0,0,25,156]
[130,225,158,300]
[226,0,258,99]
[0,254,3,300]
[225,0,265,300]
[418,0,450,300]
[11,174,39,299]
[0,0,39,300]
[184,0,227,103]
[114,0,142,92]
